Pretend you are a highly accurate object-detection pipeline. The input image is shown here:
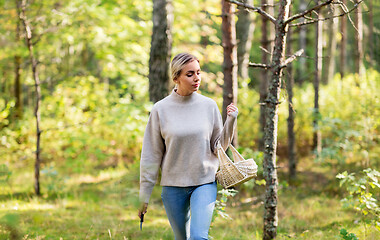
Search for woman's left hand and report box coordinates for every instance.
[227,103,238,117]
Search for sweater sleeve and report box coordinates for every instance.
[210,104,237,154]
[139,106,165,203]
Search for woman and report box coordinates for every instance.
[139,53,238,240]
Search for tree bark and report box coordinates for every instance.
[263,0,292,238]
[222,0,238,145]
[323,4,337,85]
[313,0,322,157]
[286,6,296,182]
[259,0,274,151]
[297,0,307,85]
[354,0,364,79]
[148,0,173,103]
[236,0,255,80]
[368,0,374,67]
[18,0,42,196]
[339,0,347,79]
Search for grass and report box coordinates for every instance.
[0,160,379,240]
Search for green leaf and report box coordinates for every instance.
[336,172,348,179]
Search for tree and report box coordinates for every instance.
[236,0,255,80]
[18,0,42,195]
[297,0,308,85]
[313,0,323,157]
[368,0,374,67]
[228,0,362,238]
[258,0,274,151]
[14,16,23,119]
[340,0,347,79]
[286,6,296,182]
[323,4,338,85]
[148,0,173,103]
[221,0,238,145]
[354,0,364,78]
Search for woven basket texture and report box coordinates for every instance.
[216,144,257,189]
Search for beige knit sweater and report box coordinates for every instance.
[139,90,237,203]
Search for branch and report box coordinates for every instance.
[289,0,362,27]
[249,63,272,69]
[227,0,276,24]
[285,0,333,25]
[280,49,304,68]
[260,46,272,56]
[338,0,363,33]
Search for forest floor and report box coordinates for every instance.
[0,158,378,240]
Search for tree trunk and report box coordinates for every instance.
[368,0,374,67]
[339,0,347,79]
[18,0,42,196]
[286,7,296,182]
[297,0,307,85]
[1,70,8,106]
[323,4,337,85]
[14,17,23,119]
[222,0,238,145]
[259,0,274,151]
[148,0,173,103]
[313,0,322,157]
[236,0,255,80]
[263,0,292,238]
[354,0,364,79]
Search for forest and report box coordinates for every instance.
[0,0,379,239]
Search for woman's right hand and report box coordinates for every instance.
[138,203,148,219]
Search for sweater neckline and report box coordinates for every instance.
[171,89,197,102]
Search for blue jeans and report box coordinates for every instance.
[161,181,217,240]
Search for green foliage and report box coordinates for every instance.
[0,214,21,240]
[0,0,379,238]
[0,164,12,184]
[214,188,238,220]
[0,100,14,128]
[337,168,380,231]
[339,228,359,240]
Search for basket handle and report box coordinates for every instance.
[229,144,245,163]
[217,143,232,167]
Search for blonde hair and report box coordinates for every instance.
[171,53,199,81]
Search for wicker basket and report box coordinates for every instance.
[216,143,258,189]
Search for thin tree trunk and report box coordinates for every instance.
[200,0,210,72]
[18,0,42,196]
[297,0,307,85]
[263,0,292,237]
[148,0,173,103]
[313,0,322,157]
[236,0,255,80]
[323,4,337,85]
[1,70,8,106]
[259,0,274,151]
[222,0,238,145]
[14,16,23,119]
[286,7,296,182]
[340,0,347,79]
[368,0,374,67]
[354,0,364,78]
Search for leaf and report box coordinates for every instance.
[336,171,348,179]
[340,228,348,236]
[372,182,380,188]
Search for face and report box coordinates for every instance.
[174,60,201,96]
